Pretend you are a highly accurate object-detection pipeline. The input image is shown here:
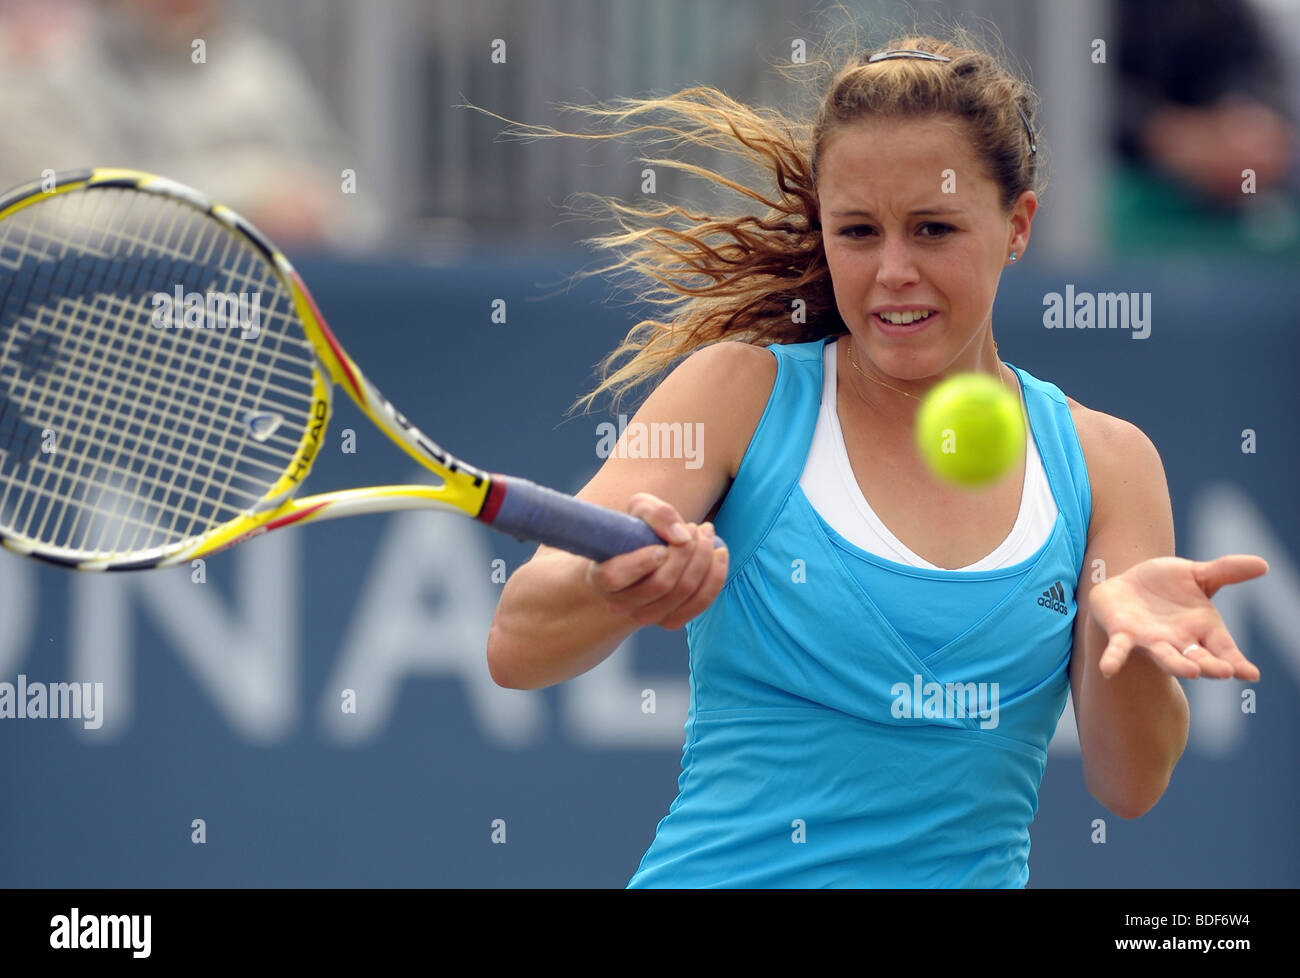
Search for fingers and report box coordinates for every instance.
[587,505,729,629]
[1102,633,1202,679]
[1201,625,1261,682]
[626,491,693,546]
[659,544,728,630]
[1177,641,1232,679]
[656,525,729,630]
[585,492,692,596]
[1102,629,1261,682]
[621,521,719,626]
[1194,554,1269,598]
[586,541,670,593]
[1148,640,1202,679]
[1098,631,1135,679]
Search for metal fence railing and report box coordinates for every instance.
[234,0,1108,258]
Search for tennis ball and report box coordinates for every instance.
[914,372,1025,488]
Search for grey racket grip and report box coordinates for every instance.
[486,475,725,563]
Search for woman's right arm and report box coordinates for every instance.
[486,340,778,690]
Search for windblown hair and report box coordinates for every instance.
[496,27,1045,413]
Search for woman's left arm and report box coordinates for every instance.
[1069,410,1267,819]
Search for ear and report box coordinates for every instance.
[1007,190,1037,262]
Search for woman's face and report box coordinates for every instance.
[817,115,1035,381]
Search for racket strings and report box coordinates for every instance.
[19,195,248,552]
[0,186,319,559]
[3,191,243,553]
[89,190,314,551]
[63,196,288,554]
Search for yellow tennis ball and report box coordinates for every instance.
[914,372,1025,488]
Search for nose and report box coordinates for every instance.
[875,234,920,291]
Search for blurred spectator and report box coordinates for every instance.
[1111,0,1299,258]
[0,0,381,250]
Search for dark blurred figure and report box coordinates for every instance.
[1112,0,1299,258]
[0,0,379,250]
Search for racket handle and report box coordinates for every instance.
[485,475,725,563]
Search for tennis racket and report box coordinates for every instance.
[0,168,712,571]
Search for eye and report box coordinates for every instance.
[837,224,875,239]
[918,222,956,238]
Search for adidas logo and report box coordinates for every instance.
[1037,581,1069,615]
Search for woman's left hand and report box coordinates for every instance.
[1088,554,1268,680]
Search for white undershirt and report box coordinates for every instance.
[798,339,1058,571]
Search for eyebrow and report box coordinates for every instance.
[829,208,965,219]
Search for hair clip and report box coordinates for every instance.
[1014,103,1037,155]
[866,49,953,63]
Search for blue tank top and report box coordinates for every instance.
[627,336,1092,888]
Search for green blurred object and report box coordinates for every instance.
[1107,164,1300,262]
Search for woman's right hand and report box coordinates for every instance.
[586,491,729,630]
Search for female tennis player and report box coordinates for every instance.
[485,31,1268,888]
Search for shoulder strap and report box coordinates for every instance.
[713,337,830,577]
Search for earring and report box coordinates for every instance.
[1009,251,1019,262]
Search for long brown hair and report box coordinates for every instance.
[492,27,1045,413]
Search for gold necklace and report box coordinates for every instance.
[844,337,1009,401]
